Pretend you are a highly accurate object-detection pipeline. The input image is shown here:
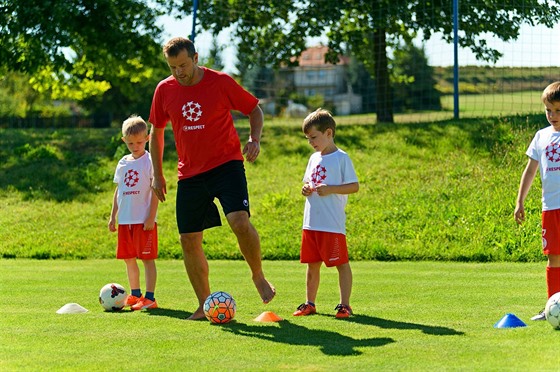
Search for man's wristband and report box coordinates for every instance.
[250,137,260,144]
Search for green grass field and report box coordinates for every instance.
[1,108,556,370]
[440,91,543,117]
[1,259,556,370]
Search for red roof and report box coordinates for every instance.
[297,45,350,66]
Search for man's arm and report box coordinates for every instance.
[242,105,264,163]
[149,124,167,202]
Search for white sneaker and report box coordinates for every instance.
[531,310,546,321]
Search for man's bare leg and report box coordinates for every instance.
[227,211,276,303]
[180,232,210,320]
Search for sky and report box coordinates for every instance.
[159,14,560,74]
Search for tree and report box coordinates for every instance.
[392,43,441,112]
[201,35,225,71]
[0,0,168,105]
[0,72,42,117]
[178,0,560,123]
[347,58,376,113]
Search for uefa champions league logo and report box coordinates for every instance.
[546,142,560,162]
[182,101,203,122]
[124,169,139,187]
[310,165,327,185]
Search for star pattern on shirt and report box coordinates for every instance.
[182,101,203,122]
[311,164,327,184]
[546,142,560,162]
[124,169,139,187]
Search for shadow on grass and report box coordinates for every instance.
[146,307,193,319]
[221,319,395,356]
[345,314,465,336]
[216,313,464,356]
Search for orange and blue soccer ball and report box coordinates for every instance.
[203,291,236,324]
[99,283,127,312]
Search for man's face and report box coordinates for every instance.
[166,49,199,86]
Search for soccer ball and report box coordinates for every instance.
[203,291,236,324]
[99,283,127,312]
[545,292,560,329]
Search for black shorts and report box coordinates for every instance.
[176,160,251,233]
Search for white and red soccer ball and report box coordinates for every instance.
[99,283,127,312]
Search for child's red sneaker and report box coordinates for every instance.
[131,298,158,311]
[125,295,143,307]
[292,303,317,316]
[334,304,353,318]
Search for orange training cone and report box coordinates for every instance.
[254,311,283,322]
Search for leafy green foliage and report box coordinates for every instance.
[0,72,42,116]
[392,44,441,112]
[0,0,167,107]
[184,1,560,122]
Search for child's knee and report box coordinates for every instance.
[549,254,560,267]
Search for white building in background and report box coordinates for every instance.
[283,45,363,115]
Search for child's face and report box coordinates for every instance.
[122,132,149,158]
[545,100,560,131]
[304,126,334,154]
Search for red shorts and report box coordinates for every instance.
[543,210,560,255]
[117,223,158,260]
[300,229,349,267]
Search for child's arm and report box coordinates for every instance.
[143,183,159,231]
[108,187,118,232]
[302,182,315,197]
[315,182,359,197]
[149,125,167,202]
[514,158,538,225]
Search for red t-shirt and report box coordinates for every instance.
[149,67,258,179]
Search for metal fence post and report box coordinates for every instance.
[191,0,199,42]
[453,0,459,119]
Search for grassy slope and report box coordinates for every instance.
[0,114,548,261]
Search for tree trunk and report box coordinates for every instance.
[373,29,394,123]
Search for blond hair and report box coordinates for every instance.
[122,115,147,137]
[302,108,336,137]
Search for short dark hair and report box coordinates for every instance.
[163,37,197,58]
[542,82,560,104]
[302,108,336,137]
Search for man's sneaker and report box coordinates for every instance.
[335,304,353,318]
[125,295,143,307]
[131,298,158,311]
[293,303,317,316]
[531,309,546,321]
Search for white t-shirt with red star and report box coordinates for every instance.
[527,125,560,211]
[113,152,156,224]
[149,67,259,180]
[302,148,358,234]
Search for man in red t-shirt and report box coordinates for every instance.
[149,37,275,320]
